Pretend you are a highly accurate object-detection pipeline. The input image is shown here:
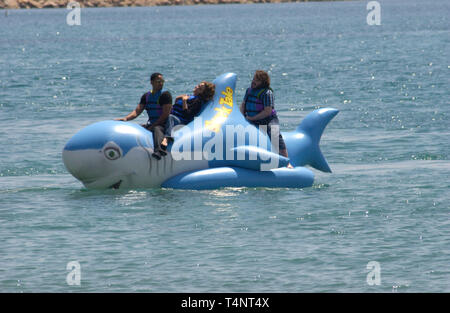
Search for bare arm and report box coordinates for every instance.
[240,90,248,116]
[181,95,189,111]
[246,106,273,121]
[174,95,189,110]
[240,101,246,116]
[115,102,144,121]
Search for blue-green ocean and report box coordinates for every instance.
[1,0,449,292]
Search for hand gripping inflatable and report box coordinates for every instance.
[62,73,338,190]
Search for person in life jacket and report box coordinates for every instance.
[161,81,216,148]
[115,72,173,160]
[240,70,293,168]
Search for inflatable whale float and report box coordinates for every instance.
[63,73,338,190]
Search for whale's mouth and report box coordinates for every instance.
[80,174,126,189]
[109,180,122,189]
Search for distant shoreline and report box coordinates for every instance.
[1,0,345,10]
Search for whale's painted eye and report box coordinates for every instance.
[104,147,121,160]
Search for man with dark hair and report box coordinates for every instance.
[116,73,172,160]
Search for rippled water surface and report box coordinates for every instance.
[1,0,449,292]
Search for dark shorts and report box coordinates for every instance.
[250,115,287,152]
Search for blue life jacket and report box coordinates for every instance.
[171,95,197,124]
[244,87,275,117]
[145,89,164,123]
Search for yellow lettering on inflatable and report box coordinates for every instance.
[205,87,234,133]
[219,87,233,107]
[214,105,232,117]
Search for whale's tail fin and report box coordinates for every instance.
[289,108,339,173]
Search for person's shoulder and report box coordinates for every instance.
[257,87,272,98]
[139,93,147,104]
[160,90,173,105]
[263,87,273,95]
[161,90,172,99]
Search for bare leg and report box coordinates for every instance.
[265,117,293,169]
[161,138,168,149]
[280,149,294,168]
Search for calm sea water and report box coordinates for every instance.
[1,0,449,292]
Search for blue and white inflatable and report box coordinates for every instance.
[63,73,338,190]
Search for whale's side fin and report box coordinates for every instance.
[288,108,339,173]
[207,145,289,171]
[161,166,314,190]
[230,146,290,169]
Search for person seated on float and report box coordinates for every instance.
[115,72,172,160]
[161,81,215,148]
[240,70,293,168]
